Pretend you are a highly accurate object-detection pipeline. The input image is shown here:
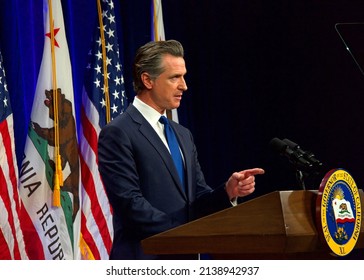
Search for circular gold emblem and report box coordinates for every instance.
[316,168,361,256]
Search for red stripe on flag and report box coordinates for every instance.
[80,151,112,255]
[81,106,98,156]
[1,120,19,208]
[0,120,21,259]
[0,228,12,260]
[80,211,101,260]
[0,173,20,259]
[20,204,45,259]
[80,105,113,259]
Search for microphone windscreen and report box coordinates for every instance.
[282,138,298,149]
[269,138,287,153]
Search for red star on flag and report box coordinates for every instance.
[45,27,60,47]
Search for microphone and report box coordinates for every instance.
[269,137,313,172]
[282,138,323,170]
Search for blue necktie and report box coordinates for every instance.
[159,116,185,190]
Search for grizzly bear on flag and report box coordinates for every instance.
[32,88,79,221]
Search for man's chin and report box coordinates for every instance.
[167,104,180,111]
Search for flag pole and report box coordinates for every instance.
[48,0,63,207]
[153,0,159,41]
[97,0,111,123]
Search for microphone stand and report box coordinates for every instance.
[294,163,323,191]
[295,170,306,190]
[289,150,311,190]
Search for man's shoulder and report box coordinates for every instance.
[108,105,141,125]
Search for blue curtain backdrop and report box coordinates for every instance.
[0,0,151,168]
[1,0,364,199]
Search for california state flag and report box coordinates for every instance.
[19,0,80,259]
[332,198,355,224]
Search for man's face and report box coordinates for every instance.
[150,54,187,114]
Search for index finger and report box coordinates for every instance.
[239,168,265,177]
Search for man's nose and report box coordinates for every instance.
[179,77,187,91]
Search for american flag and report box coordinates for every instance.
[80,0,128,259]
[0,51,28,259]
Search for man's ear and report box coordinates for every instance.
[141,73,153,90]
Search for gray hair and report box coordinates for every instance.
[132,40,184,93]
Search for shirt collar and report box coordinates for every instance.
[133,96,166,125]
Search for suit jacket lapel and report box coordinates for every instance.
[127,105,187,199]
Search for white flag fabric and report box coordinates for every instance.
[332,198,355,224]
[151,0,166,41]
[18,0,81,259]
[151,0,179,122]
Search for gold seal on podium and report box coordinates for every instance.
[316,168,361,256]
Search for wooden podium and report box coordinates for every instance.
[142,190,364,259]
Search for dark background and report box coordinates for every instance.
[162,0,364,199]
[1,0,364,199]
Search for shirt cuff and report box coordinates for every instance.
[230,197,238,206]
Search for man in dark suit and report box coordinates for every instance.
[98,40,265,259]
